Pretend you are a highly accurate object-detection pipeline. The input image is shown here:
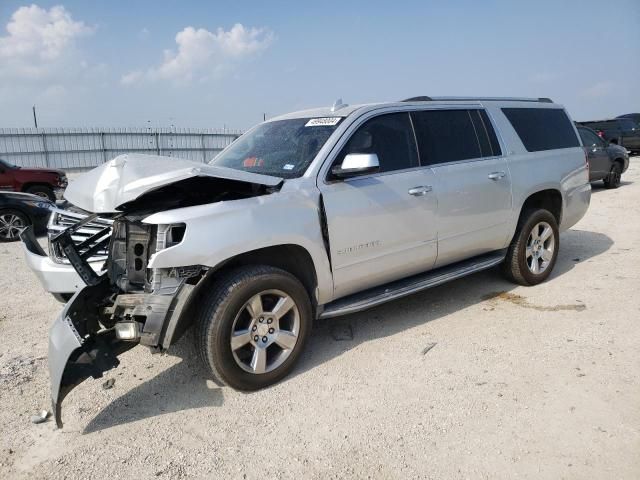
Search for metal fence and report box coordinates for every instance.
[0,127,242,170]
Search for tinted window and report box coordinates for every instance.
[478,110,502,156]
[617,119,637,131]
[582,121,615,132]
[578,129,602,147]
[335,113,418,173]
[411,110,481,165]
[469,110,492,157]
[502,108,580,152]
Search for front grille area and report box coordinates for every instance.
[108,219,156,292]
[48,209,113,264]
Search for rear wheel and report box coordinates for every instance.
[0,209,29,242]
[195,265,312,391]
[603,163,622,189]
[502,209,559,286]
[25,185,55,201]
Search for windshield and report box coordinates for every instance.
[0,158,17,169]
[209,117,341,178]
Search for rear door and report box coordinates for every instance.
[318,112,439,298]
[617,119,640,151]
[411,108,512,268]
[578,128,609,180]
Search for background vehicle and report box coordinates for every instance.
[21,97,591,427]
[577,126,629,188]
[578,118,640,154]
[616,113,640,125]
[0,191,53,242]
[0,158,68,201]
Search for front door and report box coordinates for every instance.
[318,113,438,299]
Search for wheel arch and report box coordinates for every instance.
[518,188,563,226]
[160,244,319,349]
[21,182,54,194]
[204,244,319,303]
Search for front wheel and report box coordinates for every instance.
[502,209,559,286]
[195,265,312,391]
[0,209,29,242]
[25,185,55,201]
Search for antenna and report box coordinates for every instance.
[331,98,348,112]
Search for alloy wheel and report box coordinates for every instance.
[525,221,555,275]
[0,213,25,240]
[229,289,301,374]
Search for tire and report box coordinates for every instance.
[502,209,559,286]
[195,265,312,391]
[603,163,622,189]
[0,209,29,242]
[25,185,55,201]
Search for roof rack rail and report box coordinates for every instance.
[401,96,554,103]
[401,96,433,102]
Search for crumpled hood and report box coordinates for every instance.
[64,154,283,213]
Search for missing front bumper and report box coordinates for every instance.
[48,281,136,428]
[48,278,197,427]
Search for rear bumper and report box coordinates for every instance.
[561,183,591,231]
[20,227,104,296]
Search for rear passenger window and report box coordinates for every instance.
[502,108,580,152]
[478,110,502,156]
[411,110,482,165]
[335,113,418,173]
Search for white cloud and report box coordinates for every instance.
[122,23,273,85]
[580,81,615,98]
[0,4,93,79]
[120,70,144,85]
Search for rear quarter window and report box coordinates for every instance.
[502,108,580,152]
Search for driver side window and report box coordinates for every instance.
[333,113,419,175]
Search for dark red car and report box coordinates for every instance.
[0,158,67,201]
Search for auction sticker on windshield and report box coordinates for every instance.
[305,117,342,127]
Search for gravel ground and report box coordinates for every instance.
[1,160,639,479]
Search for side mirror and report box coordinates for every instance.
[331,153,380,179]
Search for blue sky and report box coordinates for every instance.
[1,0,638,129]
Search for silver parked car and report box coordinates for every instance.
[21,97,591,426]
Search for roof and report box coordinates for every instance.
[269,97,562,123]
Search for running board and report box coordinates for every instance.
[318,250,506,319]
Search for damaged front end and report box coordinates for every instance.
[49,216,205,427]
[48,156,283,427]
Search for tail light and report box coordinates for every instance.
[584,149,589,167]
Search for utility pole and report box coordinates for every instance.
[263,113,266,121]
[32,105,38,129]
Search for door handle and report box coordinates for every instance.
[408,185,432,196]
[488,171,506,180]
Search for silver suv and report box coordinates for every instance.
[21,97,591,426]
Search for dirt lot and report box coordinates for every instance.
[1,160,639,479]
